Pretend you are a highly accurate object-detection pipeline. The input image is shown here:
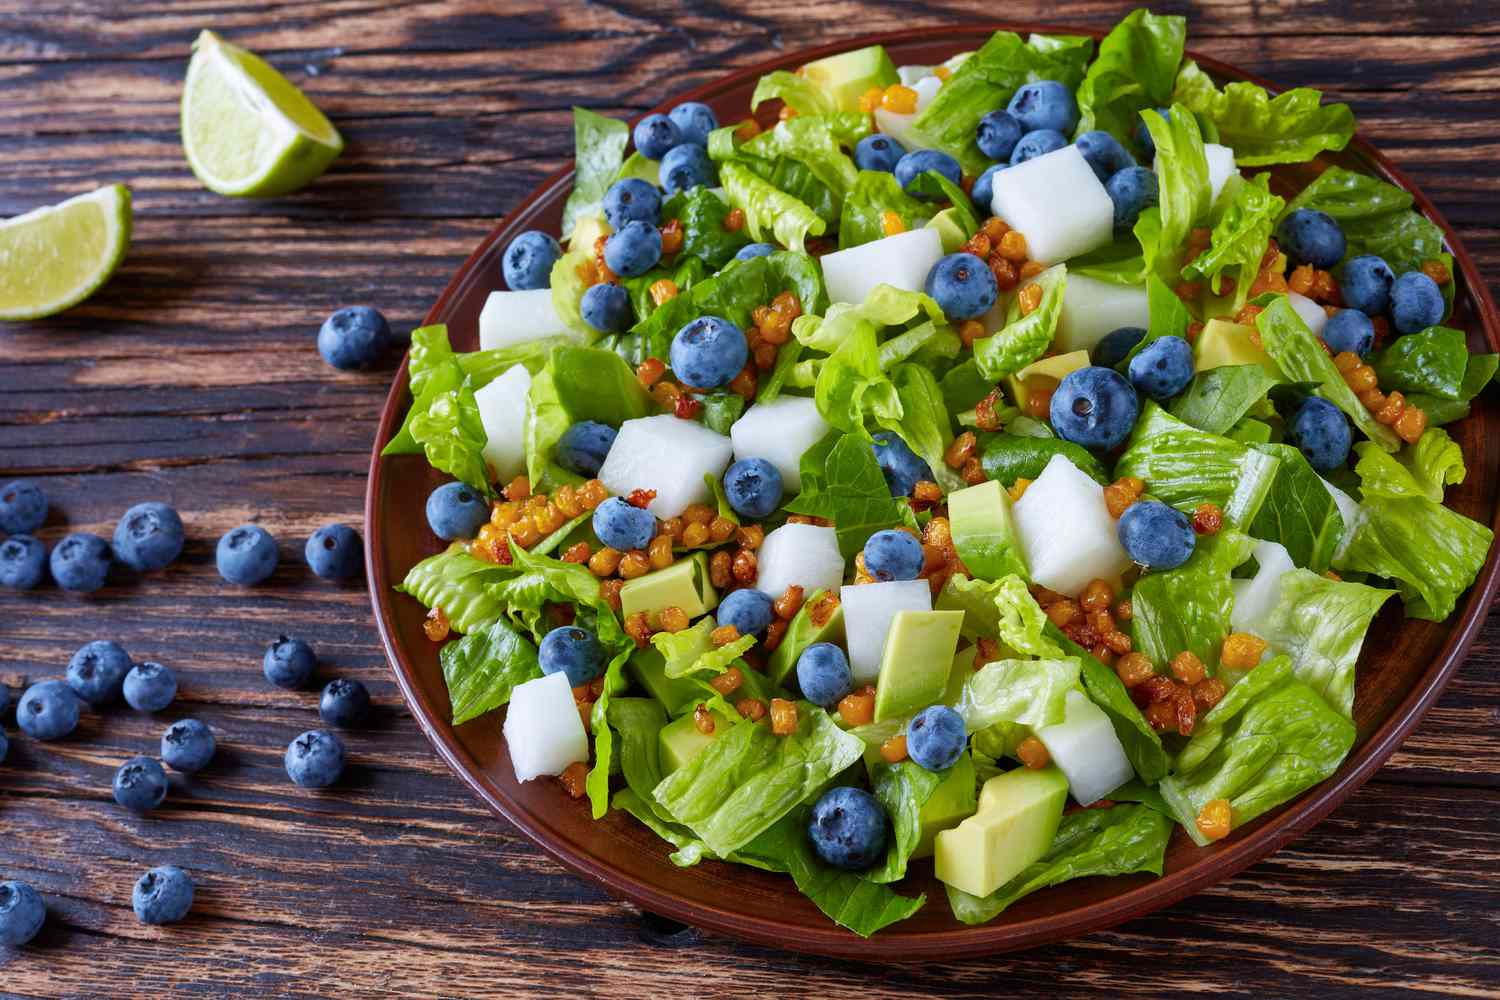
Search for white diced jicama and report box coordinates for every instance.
[597,414,734,519]
[1230,539,1295,632]
[1321,478,1362,564]
[912,75,943,113]
[479,288,570,351]
[990,145,1114,264]
[1206,143,1238,202]
[896,64,935,87]
[755,523,845,601]
[1288,291,1329,338]
[820,228,944,306]
[872,107,929,154]
[729,395,829,492]
[841,580,932,683]
[504,672,589,782]
[1012,454,1133,596]
[1055,274,1151,355]
[473,364,531,483]
[1037,690,1134,806]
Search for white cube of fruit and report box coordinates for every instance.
[841,579,932,683]
[729,395,830,492]
[479,288,571,351]
[872,108,929,155]
[756,523,845,600]
[1012,454,1132,596]
[503,672,589,782]
[1206,143,1238,202]
[991,144,1114,264]
[1287,291,1329,338]
[896,64,934,87]
[1055,274,1151,355]
[597,414,734,518]
[474,364,532,483]
[1037,690,1134,806]
[1230,539,1295,632]
[820,229,945,306]
[912,76,942,113]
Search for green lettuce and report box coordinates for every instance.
[766,588,839,685]
[1074,9,1186,151]
[954,657,1079,732]
[720,160,826,252]
[740,112,871,205]
[1172,60,1354,166]
[439,617,543,725]
[937,574,1060,656]
[1183,173,1284,310]
[397,547,512,634]
[880,320,962,370]
[1130,531,1255,672]
[980,434,1109,486]
[1169,363,1279,435]
[1398,427,1465,502]
[866,759,951,884]
[1050,626,1169,783]
[409,377,492,494]
[524,344,652,490]
[1138,101,1211,283]
[661,187,751,268]
[784,432,905,559]
[1114,402,1280,526]
[651,617,757,680]
[838,169,936,249]
[973,264,1067,380]
[561,107,630,237]
[1372,326,1468,400]
[606,697,671,816]
[794,283,946,354]
[1247,443,1345,573]
[1407,352,1499,426]
[907,169,980,239]
[750,70,838,116]
[1116,274,1191,371]
[892,363,964,493]
[813,317,903,436]
[550,245,594,338]
[1282,166,1451,279]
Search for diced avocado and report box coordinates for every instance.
[628,646,702,717]
[873,610,965,722]
[944,644,975,705]
[914,751,978,859]
[766,590,845,686]
[612,151,660,189]
[801,44,899,113]
[927,208,969,254]
[1006,350,1090,411]
[934,766,1068,897]
[568,213,611,254]
[658,707,732,775]
[1195,319,1283,378]
[619,552,717,628]
[1227,417,1273,444]
[948,480,1027,582]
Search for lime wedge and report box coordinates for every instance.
[180,30,343,198]
[0,184,132,321]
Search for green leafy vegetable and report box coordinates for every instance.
[813,318,903,436]
[561,107,630,237]
[751,70,838,116]
[740,113,871,205]
[973,264,1066,380]
[907,169,980,238]
[438,617,543,724]
[784,433,905,559]
[1372,326,1469,400]
[1074,9,1186,151]
[409,378,492,494]
[720,160,826,252]
[1050,626,1169,783]
[1172,61,1354,166]
[651,617,757,679]
[980,434,1110,487]
[1114,402,1280,526]
[866,760,949,884]
[662,187,752,268]
[1168,363,1279,435]
[892,363,964,493]
[1117,274,1191,371]
[1397,427,1465,502]
[1138,102,1211,283]
[838,169,936,249]
[953,657,1079,732]
[1247,443,1345,572]
[1282,166,1450,278]
[397,547,512,635]
[1130,531,1255,671]
[1183,173,1284,310]
[766,588,838,685]
[606,697,670,815]
[937,574,1060,657]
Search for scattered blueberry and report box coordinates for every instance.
[0,731,7,765]
[556,421,618,478]
[1010,128,1068,166]
[894,149,962,196]
[319,679,371,728]
[633,113,682,160]
[317,306,391,370]
[1390,271,1445,335]
[161,719,216,772]
[863,530,924,582]
[668,102,719,147]
[1106,166,1159,235]
[722,458,783,519]
[1135,107,1171,158]
[580,282,632,334]
[0,536,46,590]
[591,496,657,552]
[1276,209,1346,269]
[285,729,346,788]
[1050,367,1141,451]
[602,178,662,230]
[539,626,606,687]
[1118,500,1196,570]
[263,636,316,690]
[976,110,1025,162]
[1289,396,1352,473]
[216,524,277,585]
[502,231,561,291]
[853,133,906,173]
[113,756,168,812]
[1076,130,1136,182]
[972,164,1006,211]
[735,243,776,262]
[305,523,363,581]
[123,661,178,713]
[50,533,112,592]
[16,681,80,741]
[1322,308,1376,358]
[0,881,45,946]
[795,643,853,709]
[1094,326,1147,369]
[871,431,934,498]
[1339,255,1395,316]
[807,786,888,871]
[659,143,716,195]
[925,252,998,321]
[670,315,748,389]
[1007,80,1079,133]
[0,479,47,534]
[907,704,966,771]
[66,640,131,705]
[1127,335,1194,401]
[111,501,185,573]
[603,220,663,279]
[424,482,489,541]
[132,866,193,926]
[716,588,774,638]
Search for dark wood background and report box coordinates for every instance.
[2,1,1498,996]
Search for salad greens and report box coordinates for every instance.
[1129,531,1255,672]
[1074,9,1185,152]
[1115,402,1280,526]
[1171,61,1354,166]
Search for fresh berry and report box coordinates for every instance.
[735,243,776,262]
[668,102,719,147]
[670,315,748,389]
[1118,500,1196,569]
[0,881,45,946]
[660,143,717,195]
[319,679,371,728]
[795,642,853,709]
[67,639,132,705]
[716,588,774,638]
[1105,167,1159,235]
[112,501,185,573]
[1289,396,1352,473]
[161,719,216,772]
[123,661,178,713]
[305,523,363,581]
[907,704,966,770]
[113,756,168,812]
[1135,107,1171,158]
[893,149,962,197]
[0,731,7,765]
[807,786,888,871]
[972,164,1006,212]
[1007,80,1079,133]
[1050,367,1141,451]
[132,866,193,926]
[50,533,111,592]
[976,110,1025,162]
[603,220,663,278]
[863,530,924,582]
[1276,209,1346,269]
[1322,309,1376,357]
[285,729,346,788]
[1390,271,1445,335]
[1093,326,1146,369]
[0,479,47,534]
[1009,129,1068,166]
[502,231,561,291]
[1127,335,1194,401]
[722,458,783,519]
[592,496,657,552]
[871,431,934,498]
[602,178,662,229]
[1339,255,1395,316]
[854,133,906,173]
[317,306,391,370]
[16,681,80,741]
[633,114,681,160]
[216,525,277,585]
[925,252,998,321]
[0,536,46,590]
[263,635,316,690]
[1076,130,1136,182]
[424,482,489,541]
[556,421,618,477]
[580,282,632,333]
[539,626,606,687]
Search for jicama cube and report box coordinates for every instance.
[597,414,734,518]
[503,672,588,782]
[896,65,934,87]
[1230,539,1295,632]
[990,144,1114,264]
[1288,291,1329,338]
[820,228,944,306]
[872,107,928,154]
[1055,274,1151,355]
[473,364,532,483]
[912,75,942,113]
[479,288,571,351]
[1012,454,1133,596]
[729,395,830,492]
[1036,690,1134,806]
[841,579,932,683]
[1206,143,1238,202]
[755,523,845,600]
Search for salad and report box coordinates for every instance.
[384,8,1495,937]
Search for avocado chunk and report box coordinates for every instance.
[927,207,969,254]
[948,480,1028,582]
[935,766,1068,897]
[873,610,965,722]
[914,750,978,859]
[800,44,899,113]
[1006,349,1090,411]
[1195,319,1283,378]
[628,646,703,717]
[658,707,733,775]
[766,590,845,686]
[619,551,717,628]
[1227,417,1273,444]
[568,213,612,255]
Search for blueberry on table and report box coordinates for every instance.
[305,522,363,581]
[501,231,561,291]
[319,678,371,728]
[112,501,185,573]
[1339,255,1396,316]
[67,639,132,705]
[659,143,717,195]
[668,101,719,148]
[556,421,618,478]
[1127,335,1194,401]
[1093,326,1147,369]
[539,626,606,687]
[1276,208,1346,269]
[424,482,490,541]
[1007,80,1079,133]
[716,588,774,638]
[670,315,748,389]
[1118,500,1196,570]
[1076,130,1136,183]
[796,642,853,709]
[1050,367,1141,451]
[49,532,112,592]
[216,524,278,585]
[0,730,7,765]
[317,306,392,370]
[907,704,966,770]
[0,535,47,590]
[854,133,907,173]
[735,243,776,262]
[0,479,47,534]
[16,681,80,741]
[602,177,662,229]
[976,110,1024,162]
[1289,397,1352,473]
[1135,107,1171,159]
[807,786,888,871]
[1390,271,1445,335]
[925,252,998,321]
[1009,129,1068,166]
[285,729,346,788]
[581,283,632,334]
[132,866,193,926]
[161,719,216,773]
[1106,167,1159,235]
[863,530,924,583]
[124,661,178,713]
[0,880,46,946]
[113,756,169,812]
[971,163,1006,212]
[1322,309,1376,358]
[263,635,317,690]
[603,220,663,279]
[722,458,784,519]
[871,431,934,498]
[591,497,657,552]
[893,149,961,196]
[633,113,682,160]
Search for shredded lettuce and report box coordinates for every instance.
[1172,61,1354,166]
[1074,9,1186,151]
[561,107,630,237]
[1129,531,1255,672]
[973,264,1067,380]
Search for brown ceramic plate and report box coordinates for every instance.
[366,24,1500,958]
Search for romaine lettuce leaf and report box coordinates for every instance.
[866,759,950,884]
[549,245,595,339]
[1372,326,1468,400]
[1168,363,1279,435]
[838,169,937,249]
[979,434,1110,486]
[409,377,492,494]
[973,264,1066,380]
[880,320,962,370]
[1397,427,1465,502]
[606,697,670,813]
[1182,172,1284,310]
[651,617,757,679]
[1282,166,1451,279]
[907,169,981,239]
[953,657,1079,733]
[937,574,1060,656]
[750,70,838,116]
[1129,530,1255,672]
[662,187,752,269]
[766,156,841,226]
[720,160,826,252]
[891,363,964,493]
[783,432,905,559]
[1116,273,1191,371]
[1138,101,1211,283]
[397,547,513,634]
[1171,61,1354,166]
[794,283,947,355]
[1050,626,1169,783]
[1074,9,1186,150]
[813,316,904,436]
[612,788,721,868]
[561,107,630,237]
[740,112,871,203]
[438,617,543,725]
[1247,442,1345,572]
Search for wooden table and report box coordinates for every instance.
[3,1,1498,995]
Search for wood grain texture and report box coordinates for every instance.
[1,0,1498,995]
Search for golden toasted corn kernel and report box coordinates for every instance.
[1395,403,1427,444]
[624,611,652,647]
[1193,676,1227,710]
[881,210,906,237]
[1192,502,1224,535]
[880,734,909,763]
[423,606,450,642]
[648,534,674,570]
[731,548,758,584]
[1169,650,1207,686]
[1046,599,1082,630]
[1017,282,1044,315]
[1422,259,1451,285]
[658,605,690,633]
[1008,477,1031,503]
[693,704,716,735]
[723,207,746,232]
[1144,699,1177,732]
[1018,259,1045,281]
[764,618,788,651]
[710,623,741,647]
[1115,652,1155,688]
[1113,597,1133,622]
[709,550,733,589]
[1016,736,1051,769]
[650,279,679,306]
[598,578,624,610]
[1220,632,1269,670]
[736,698,768,721]
[1080,579,1115,613]
[735,524,765,550]
[1374,389,1406,426]
[944,431,978,469]
[618,550,651,579]
[559,761,589,799]
[1288,263,1316,295]
[709,516,737,543]
[988,256,1019,291]
[681,522,710,548]
[561,541,591,565]
[502,476,531,502]
[958,319,986,349]
[858,87,885,113]
[588,546,622,577]
[773,585,805,621]
[1196,798,1232,842]
[770,698,799,736]
[881,84,918,114]
[837,687,875,727]
[637,357,667,388]
[709,667,744,696]
[997,230,1027,263]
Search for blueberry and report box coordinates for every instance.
[161,718,216,773]
[1289,396,1352,473]
[581,282,632,334]
[972,164,1006,212]
[50,533,111,592]
[123,661,178,713]
[716,588,774,638]
[425,482,489,541]
[1339,255,1395,316]
[722,458,784,519]
[1117,500,1195,569]
[1105,167,1159,236]
[863,530,924,582]
[1093,326,1146,369]
[660,144,717,195]
[603,220,663,279]
[670,315,748,389]
[16,681,80,741]
[976,110,1025,162]
[591,496,657,552]
[1009,129,1068,166]
[1135,107,1171,158]
[556,421,618,478]
[668,102,719,147]
[1050,367,1140,451]
[735,242,776,262]
[305,523,363,581]
[319,678,371,728]
[1127,335,1194,401]
[0,479,47,534]
[0,881,46,946]
[264,635,317,690]
[67,639,132,705]
[854,133,907,173]
[285,729,346,788]
[317,306,391,370]
[871,431,934,498]
[807,786,888,871]
[1076,130,1136,182]
[1007,80,1079,133]
[795,642,853,708]
[539,626,606,687]
[1276,209,1346,269]
[502,231,561,291]
[924,252,998,321]
[633,113,682,160]
[216,524,277,585]
[0,536,46,589]
[602,178,662,229]
[1390,271,1445,335]
[907,704,966,770]
[111,501,185,573]
[0,731,7,764]
[132,866,193,926]
[113,756,168,812]
[893,149,962,197]
[1322,308,1376,357]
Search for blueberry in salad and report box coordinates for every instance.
[555,421,618,477]
[1288,397,1353,473]
[722,458,783,519]
[50,532,112,592]
[735,242,776,261]
[808,787,888,871]
[659,143,716,195]
[602,178,661,229]
[1127,335,1194,400]
[1051,367,1140,451]
[924,252,998,320]
[592,497,656,552]
[1276,208,1346,269]
[975,110,1024,162]
[796,643,853,709]
[632,113,681,160]
[318,306,391,370]
[112,501,185,573]
[1075,130,1135,182]
[603,220,662,278]
[893,149,960,195]
[1339,255,1395,315]
[871,431,933,498]
[67,639,132,705]
[1390,271,1445,334]
[425,482,489,541]
[1009,128,1068,165]
[971,163,1005,212]
[1117,500,1195,570]
[161,719,216,773]
[862,529,923,582]
[716,588,774,638]
[580,282,631,333]
[853,133,905,173]
[1321,309,1376,358]
[1134,106,1171,158]
[1093,326,1146,369]
[0,479,47,534]
[670,315,747,389]
[1105,166,1158,234]
[907,705,965,771]
[0,535,47,590]
[539,626,606,687]
[668,102,718,148]
[1007,79,1078,133]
